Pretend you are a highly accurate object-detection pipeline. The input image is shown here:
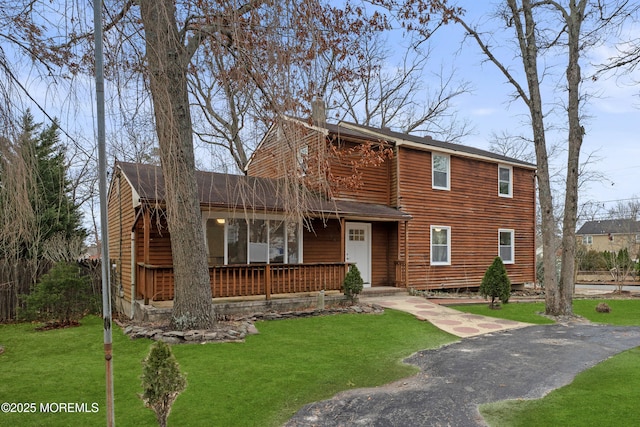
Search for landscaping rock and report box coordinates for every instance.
[116,302,383,344]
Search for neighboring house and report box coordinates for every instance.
[576,219,640,255]
[108,113,536,317]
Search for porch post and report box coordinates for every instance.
[143,207,151,304]
[265,264,271,300]
[340,217,346,277]
[404,220,409,287]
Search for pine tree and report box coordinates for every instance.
[19,112,85,260]
[479,257,511,309]
[140,341,187,427]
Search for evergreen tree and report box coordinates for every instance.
[140,341,187,427]
[479,257,511,309]
[10,112,85,260]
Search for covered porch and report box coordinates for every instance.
[136,261,350,303]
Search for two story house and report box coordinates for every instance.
[577,219,640,255]
[107,113,536,317]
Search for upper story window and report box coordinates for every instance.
[430,225,451,265]
[498,165,513,197]
[297,144,308,176]
[432,153,450,190]
[582,235,593,245]
[499,229,515,264]
[636,234,640,244]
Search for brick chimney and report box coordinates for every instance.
[311,96,326,128]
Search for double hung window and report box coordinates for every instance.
[432,154,450,190]
[498,165,513,197]
[498,229,515,264]
[430,226,451,265]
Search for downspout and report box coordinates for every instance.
[130,231,136,319]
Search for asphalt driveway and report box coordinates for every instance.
[285,323,640,426]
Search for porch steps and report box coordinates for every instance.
[360,286,409,298]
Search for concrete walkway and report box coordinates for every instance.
[361,295,531,337]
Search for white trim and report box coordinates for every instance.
[430,225,451,266]
[498,229,515,264]
[498,164,513,198]
[345,222,372,287]
[202,211,303,265]
[432,153,450,191]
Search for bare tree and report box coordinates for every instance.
[455,0,635,316]
[325,32,471,142]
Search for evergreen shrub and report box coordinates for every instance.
[479,257,511,309]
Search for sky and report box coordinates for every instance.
[13,0,640,227]
[411,1,640,219]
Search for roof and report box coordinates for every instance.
[337,121,537,169]
[116,161,411,222]
[245,117,536,172]
[576,219,640,235]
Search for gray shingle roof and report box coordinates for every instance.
[116,161,411,221]
[334,121,537,168]
[576,219,640,235]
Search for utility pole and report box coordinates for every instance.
[92,0,115,425]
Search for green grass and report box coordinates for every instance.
[0,311,456,427]
[450,298,640,326]
[451,298,640,427]
[480,347,640,427]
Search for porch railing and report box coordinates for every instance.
[136,262,349,303]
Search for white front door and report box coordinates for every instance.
[345,222,371,287]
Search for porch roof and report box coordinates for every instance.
[117,161,411,222]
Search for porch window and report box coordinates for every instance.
[206,219,225,265]
[207,216,301,265]
[499,229,515,264]
[430,226,451,265]
[498,165,512,197]
[432,153,450,190]
[227,218,248,264]
[287,221,299,263]
[269,220,285,263]
[249,220,269,263]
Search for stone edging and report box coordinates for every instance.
[117,303,383,344]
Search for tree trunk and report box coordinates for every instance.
[507,0,562,314]
[139,0,214,329]
[556,0,587,316]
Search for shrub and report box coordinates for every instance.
[140,340,187,427]
[479,257,511,309]
[20,261,97,325]
[343,264,364,303]
[578,250,608,271]
[596,302,611,313]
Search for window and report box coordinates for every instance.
[207,216,302,265]
[498,165,512,197]
[249,220,269,263]
[432,153,450,190]
[206,219,226,265]
[227,218,248,264]
[297,144,309,176]
[349,228,365,241]
[636,234,640,244]
[582,235,593,245]
[499,229,515,264]
[430,226,451,265]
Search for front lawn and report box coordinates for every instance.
[451,298,640,427]
[450,298,640,325]
[0,311,456,426]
